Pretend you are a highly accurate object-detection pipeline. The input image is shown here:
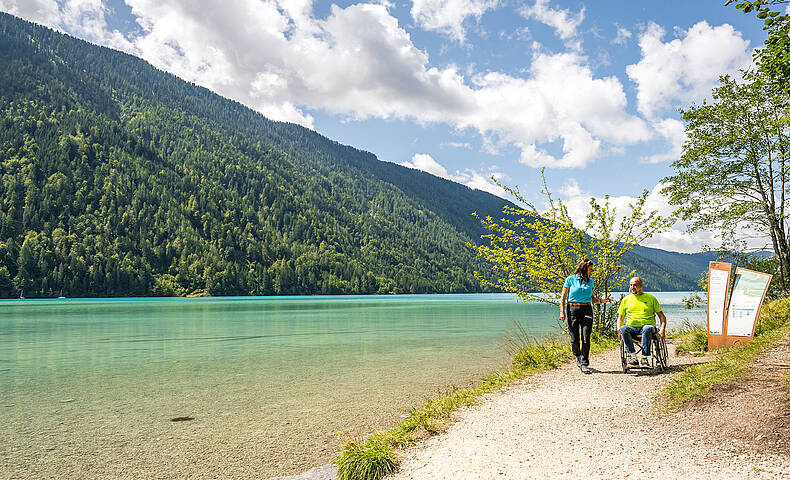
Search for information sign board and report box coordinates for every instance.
[725,268,772,338]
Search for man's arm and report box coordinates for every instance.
[656,311,667,338]
[617,312,624,339]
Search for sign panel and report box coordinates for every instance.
[707,267,730,335]
[725,268,772,337]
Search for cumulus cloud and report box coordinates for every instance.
[2,1,650,168]
[626,21,752,119]
[402,153,451,177]
[0,0,131,49]
[0,0,60,27]
[559,178,582,197]
[554,180,775,253]
[555,181,709,252]
[642,118,686,164]
[400,154,506,196]
[410,0,498,43]
[519,0,585,51]
[467,52,652,168]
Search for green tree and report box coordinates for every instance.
[663,72,790,292]
[471,171,669,333]
[13,233,36,295]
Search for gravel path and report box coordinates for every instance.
[388,342,790,480]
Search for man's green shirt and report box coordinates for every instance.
[618,293,662,327]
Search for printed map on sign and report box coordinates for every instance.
[725,268,772,337]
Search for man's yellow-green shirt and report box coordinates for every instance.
[618,293,662,327]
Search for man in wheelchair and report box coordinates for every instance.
[618,277,667,368]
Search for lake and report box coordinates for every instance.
[0,293,704,478]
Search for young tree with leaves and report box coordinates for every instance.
[470,170,670,333]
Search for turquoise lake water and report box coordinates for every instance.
[0,293,704,478]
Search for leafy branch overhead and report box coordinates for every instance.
[725,0,789,26]
[725,0,790,92]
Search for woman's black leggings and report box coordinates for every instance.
[567,304,593,366]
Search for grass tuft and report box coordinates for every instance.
[673,319,708,356]
[335,441,399,480]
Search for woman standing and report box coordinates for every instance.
[559,259,612,374]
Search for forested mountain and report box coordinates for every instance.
[0,13,703,297]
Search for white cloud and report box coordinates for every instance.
[554,180,774,253]
[402,153,450,177]
[3,1,650,168]
[642,118,686,164]
[559,178,582,197]
[519,0,585,51]
[0,0,60,28]
[410,0,498,43]
[468,52,652,168]
[0,0,133,51]
[556,182,709,252]
[442,141,473,149]
[463,169,506,196]
[626,21,752,119]
[612,25,631,45]
[400,154,506,196]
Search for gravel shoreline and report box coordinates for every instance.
[386,341,790,479]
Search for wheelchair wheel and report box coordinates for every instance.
[620,338,629,373]
[651,335,667,373]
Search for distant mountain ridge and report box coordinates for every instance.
[0,13,706,296]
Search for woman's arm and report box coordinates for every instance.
[560,287,569,320]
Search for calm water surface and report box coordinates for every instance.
[0,293,703,478]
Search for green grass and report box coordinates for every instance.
[333,324,618,480]
[672,319,708,356]
[336,441,399,480]
[660,297,790,412]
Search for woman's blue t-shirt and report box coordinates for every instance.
[564,274,594,303]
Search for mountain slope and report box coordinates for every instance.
[0,13,702,297]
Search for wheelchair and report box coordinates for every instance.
[620,326,668,373]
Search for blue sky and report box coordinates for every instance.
[0,0,780,252]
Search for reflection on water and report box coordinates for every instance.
[0,293,704,478]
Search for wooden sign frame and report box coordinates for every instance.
[707,261,732,350]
